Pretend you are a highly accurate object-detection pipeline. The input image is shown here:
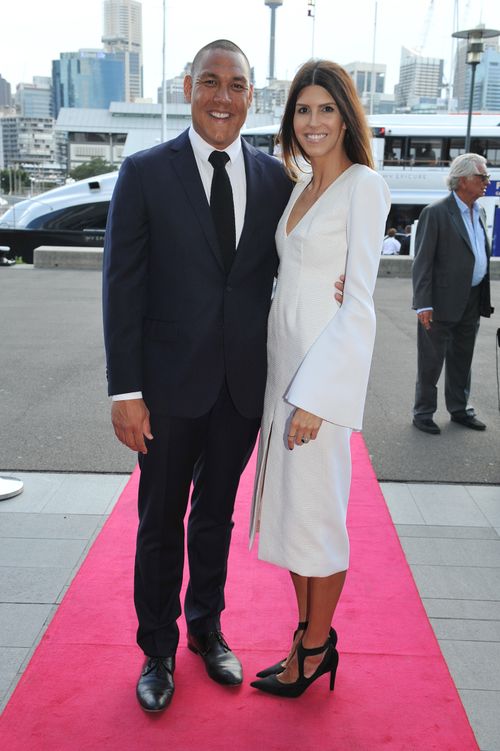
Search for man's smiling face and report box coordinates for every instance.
[184,48,253,150]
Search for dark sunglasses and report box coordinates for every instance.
[473,173,490,182]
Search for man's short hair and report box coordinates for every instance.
[191,40,251,80]
[447,153,487,191]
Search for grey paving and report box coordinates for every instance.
[0,512,103,538]
[383,481,500,751]
[0,268,136,474]
[412,563,500,600]
[366,278,500,485]
[0,603,55,647]
[430,618,500,642]
[0,567,72,603]
[0,471,127,711]
[459,690,500,751]
[0,648,29,695]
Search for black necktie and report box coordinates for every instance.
[209,150,236,273]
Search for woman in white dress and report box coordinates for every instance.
[250,60,390,697]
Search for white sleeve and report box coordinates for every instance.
[285,169,391,430]
[111,392,143,400]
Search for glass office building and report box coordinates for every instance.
[52,50,125,116]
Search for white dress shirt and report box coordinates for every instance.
[112,127,248,401]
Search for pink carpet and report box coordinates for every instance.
[0,434,479,750]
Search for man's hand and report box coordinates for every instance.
[417,310,433,330]
[287,408,322,450]
[335,274,345,304]
[111,399,153,454]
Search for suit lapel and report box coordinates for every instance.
[479,209,491,257]
[447,193,474,254]
[170,131,225,271]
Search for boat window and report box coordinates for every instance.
[482,140,500,167]
[408,138,441,166]
[383,137,404,165]
[387,203,426,229]
[449,138,465,162]
[449,137,500,167]
[27,202,110,231]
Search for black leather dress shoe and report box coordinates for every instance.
[187,631,243,685]
[451,414,486,431]
[136,656,175,712]
[413,417,441,434]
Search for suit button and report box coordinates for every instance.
[226,285,232,292]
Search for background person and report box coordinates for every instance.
[249,60,390,698]
[412,153,494,435]
[398,224,412,255]
[381,227,401,255]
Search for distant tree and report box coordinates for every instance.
[1,168,30,193]
[70,158,118,181]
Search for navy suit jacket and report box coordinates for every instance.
[103,129,293,419]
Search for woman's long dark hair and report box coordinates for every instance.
[278,60,373,180]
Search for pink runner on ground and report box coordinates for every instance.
[0,434,479,750]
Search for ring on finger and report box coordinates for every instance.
[301,436,310,444]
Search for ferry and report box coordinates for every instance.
[242,114,500,239]
[1,115,499,261]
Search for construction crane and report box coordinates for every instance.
[416,0,435,54]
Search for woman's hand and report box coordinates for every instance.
[287,408,322,450]
[334,274,345,304]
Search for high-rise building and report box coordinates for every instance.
[15,78,53,118]
[0,114,65,178]
[345,61,386,97]
[0,74,12,108]
[158,64,191,105]
[394,47,444,111]
[453,33,500,112]
[52,50,125,116]
[453,26,498,111]
[253,79,291,117]
[344,61,393,114]
[102,0,143,102]
[473,46,500,111]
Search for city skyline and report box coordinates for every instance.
[2,0,499,102]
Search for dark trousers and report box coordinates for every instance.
[134,383,260,657]
[413,285,481,419]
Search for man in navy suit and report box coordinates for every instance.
[103,40,294,712]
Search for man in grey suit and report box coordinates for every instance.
[412,153,494,434]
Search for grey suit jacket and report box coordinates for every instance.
[412,192,493,322]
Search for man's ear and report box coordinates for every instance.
[183,75,193,103]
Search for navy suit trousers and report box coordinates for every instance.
[134,383,260,657]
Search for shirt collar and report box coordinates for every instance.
[188,125,242,164]
[453,191,479,216]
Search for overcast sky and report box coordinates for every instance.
[2,0,499,100]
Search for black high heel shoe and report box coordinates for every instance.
[255,624,337,678]
[250,638,339,698]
